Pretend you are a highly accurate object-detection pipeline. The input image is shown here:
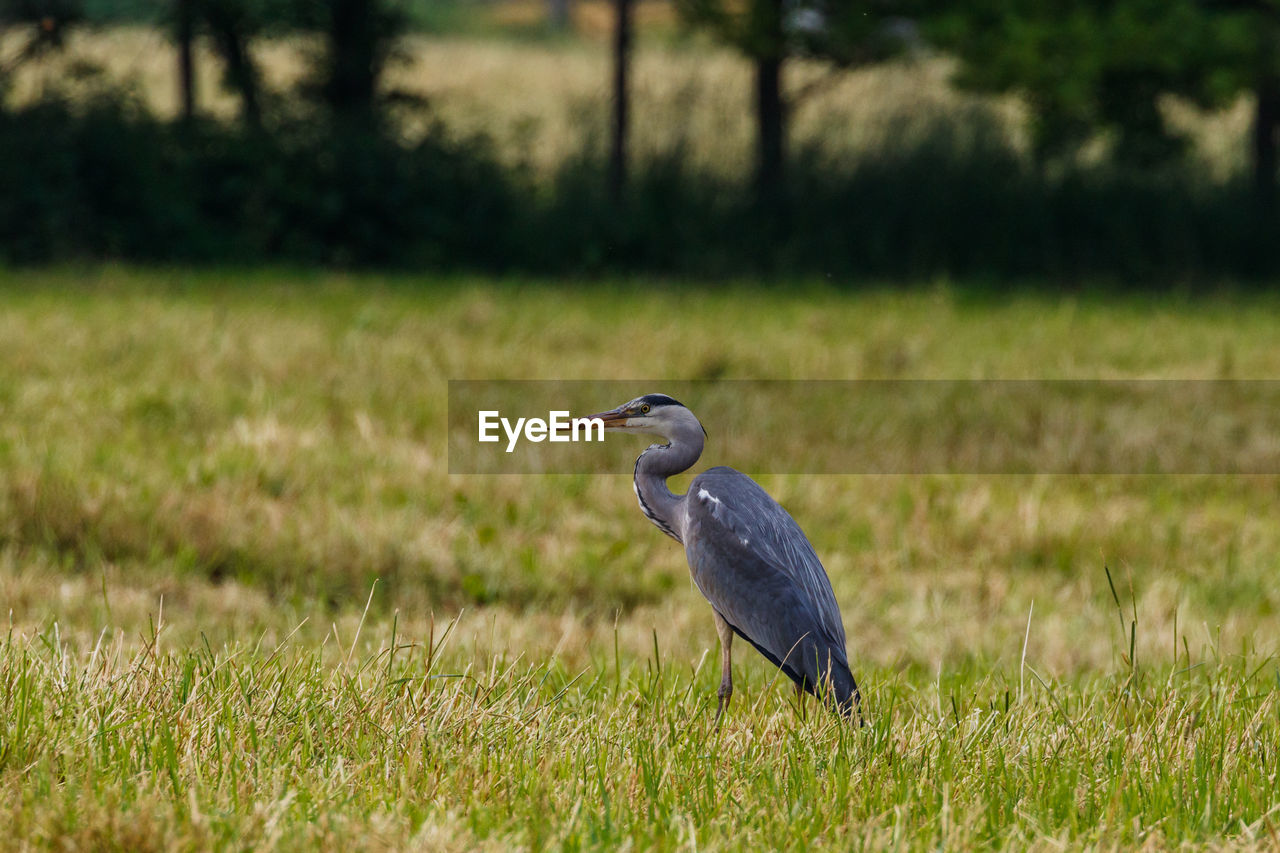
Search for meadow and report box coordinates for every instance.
[2,267,1279,849]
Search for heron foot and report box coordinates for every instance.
[714,683,732,727]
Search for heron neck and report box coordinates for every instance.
[633,435,702,544]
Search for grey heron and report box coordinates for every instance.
[580,394,860,723]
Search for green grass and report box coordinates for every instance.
[2,267,1280,849]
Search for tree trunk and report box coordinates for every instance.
[1253,75,1279,216]
[1253,15,1279,217]
[325,0,380,123]
[608,0,632,202]
[221,33,260,128]
[203,6,261,129]
[754,54,785,199]
[548,0,571,31]
[176,0,195,123]
[753,0,786,201]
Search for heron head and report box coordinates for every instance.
[578,394,707,439]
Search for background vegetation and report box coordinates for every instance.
[3,269,1280,848]
[0,0,1277,279]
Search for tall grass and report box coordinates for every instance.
[1,269,1279,846]
[4,605,1277,850]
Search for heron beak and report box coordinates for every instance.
[576,408,631,430]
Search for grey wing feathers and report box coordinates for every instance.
[688,467,847,647]
[684,467,858,713]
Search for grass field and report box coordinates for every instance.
[2,268,1280,850]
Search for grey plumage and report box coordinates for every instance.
[579,394,860,721]
[685,467,859,715]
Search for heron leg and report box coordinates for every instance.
[713,611,733,726]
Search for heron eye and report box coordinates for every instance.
[640,404,651,414]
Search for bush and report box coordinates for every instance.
[535,125,1277,283]
[0,96,521,268]
[0,94,1275,282]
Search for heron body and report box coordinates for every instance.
[582,394,860,721]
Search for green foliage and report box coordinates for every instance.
[0,97,519,266]
[77,0,153,23]
[72,0,493,33]
[538,117,1276,280]
[929,0,1277,167]
[675,0,908,64]
[0,93,1277,278]
[0,0,82,27]
[401,0,483,34]
[1,6,1279,279]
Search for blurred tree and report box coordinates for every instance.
[195,0,266,128]
[174,0,195,123]
[676,0,914,199]
[0,0,82,74]
[549,0,572,31]
[319,0,403,123]
[609,0,632,201]
[169,0,409,132]
[1256,25,1280,211]
[930,0,1280,207]
[292,0,409,128]
[1210,0,1280,212]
